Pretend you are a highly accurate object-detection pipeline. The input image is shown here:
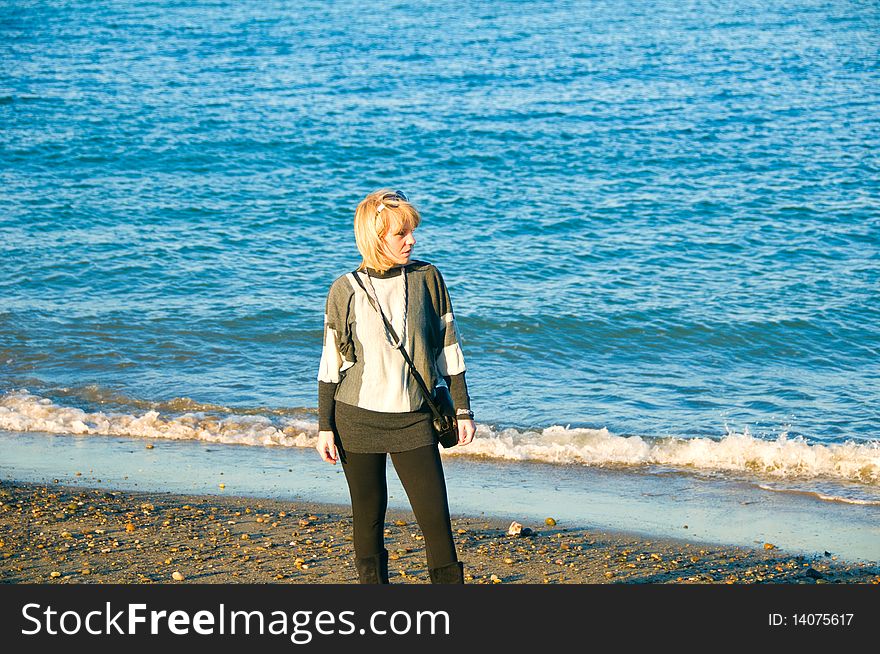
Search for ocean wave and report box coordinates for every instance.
[755,483,880,506]
[2,389,878,487]
[445,424,880,486]
[0,389,313,449]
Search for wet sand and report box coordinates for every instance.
[1,479,878,584]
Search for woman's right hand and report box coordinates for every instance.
[316,430,338,464]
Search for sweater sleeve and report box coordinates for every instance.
[431,266,467,378]
[430,266,470,412]
[318,381,338,432]
[443,373,471,414]
[317,278,355,432]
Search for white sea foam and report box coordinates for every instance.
[2,389,878,487]
[755,483,880,505]
[448,423,880,485]
[811,494,880,505]
[0,389,313,448]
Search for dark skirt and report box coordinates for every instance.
[334,400,436,454]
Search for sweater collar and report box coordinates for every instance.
[364,263,408,279]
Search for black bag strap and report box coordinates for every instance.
[350,270,447,422]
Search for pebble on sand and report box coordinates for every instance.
[764,543,776,550]
[507,521,523,536]
[545,517,557,526]
[172,571,185,581]
[50,571,61,578]
[145,444,154,449]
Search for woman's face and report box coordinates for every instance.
[382,222,416,265]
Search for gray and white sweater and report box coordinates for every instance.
[317,260,470,432]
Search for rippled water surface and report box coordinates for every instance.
[2,2,879,496]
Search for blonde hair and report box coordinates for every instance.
[354,188,421,273]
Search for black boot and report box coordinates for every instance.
[429,561,464,584]
[354,549,390,584]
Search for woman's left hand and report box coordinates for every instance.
[457,418,476,446]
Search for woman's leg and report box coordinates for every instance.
[341,450,389,583]
[390,444,458,570]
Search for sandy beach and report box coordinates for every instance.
[1,479,877,585]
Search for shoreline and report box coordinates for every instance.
[2,479,878,584]
[4,430,879,563]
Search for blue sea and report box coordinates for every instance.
[1,0,878,560]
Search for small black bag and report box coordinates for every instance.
[432,385,459,449]
[352,270,459,449]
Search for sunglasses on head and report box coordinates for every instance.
[375,190,409,216]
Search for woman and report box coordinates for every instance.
[315,188,476,584]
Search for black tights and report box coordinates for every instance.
[340,444,457,569]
